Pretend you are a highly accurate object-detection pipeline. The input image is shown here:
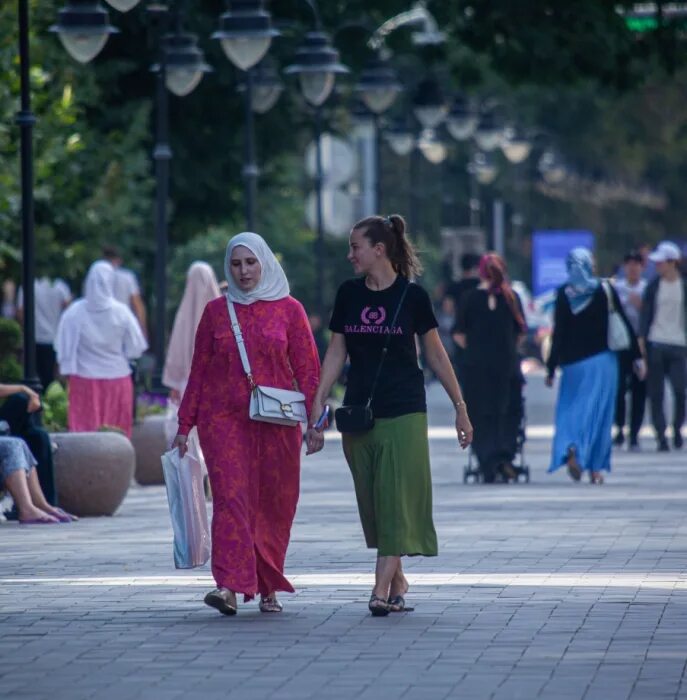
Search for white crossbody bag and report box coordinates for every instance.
[602,280,631,352]
[227,299,307,427]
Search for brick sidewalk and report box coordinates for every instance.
[1,434,686,700]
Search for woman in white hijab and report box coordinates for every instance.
[174,233,321,616]
[162,262,221,487]
[55,261,148,438]
[163,261,221,398]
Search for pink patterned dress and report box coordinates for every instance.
[178,296,320,599]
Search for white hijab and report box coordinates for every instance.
[162,262,221,392]
[55,260,147,376]
[84,261,115,311]
[224,232,290,305]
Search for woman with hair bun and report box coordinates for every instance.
[454,252,526,483]
[306,214,473,616]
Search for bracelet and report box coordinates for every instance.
[454,400,466,411]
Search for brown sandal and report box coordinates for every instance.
[566,446,582,482]
[388,595,414,612]
[204,588,237,616]
[368,594,390,617]
[259,596,283,613]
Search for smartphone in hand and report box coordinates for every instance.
[314,405,330,431]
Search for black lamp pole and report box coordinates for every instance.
[243,68,258,230]
[16,0,39,390]
[152,31,171,391]
[313,105,325,320]
[409,145,420,237]
[373,113,383,212]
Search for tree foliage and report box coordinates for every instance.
[2,0,687,312]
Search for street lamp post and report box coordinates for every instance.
[151,20,172,394]
[16,0,39,389]
[212,0,280,230]
[54,0,210,391]
[50,0,119,64]
[285,23,348,319]
[149,24,211,389]
[355,54,401,212]
[467,151,499,229]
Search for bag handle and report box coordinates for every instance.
[601,280,616,313]
[365,281,411,408]
[227,299,256,388]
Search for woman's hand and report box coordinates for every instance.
[456,408,473,449]
[305,427,325,455]
[172,434,188,457]
[634,358,647,381]
[22,386,41,413]
[169,389,181,402]
[304,399,326,455]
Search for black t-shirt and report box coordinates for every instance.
[455,288,524,373]
[329,276,438,418]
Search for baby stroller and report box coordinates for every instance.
[463,376,530,484]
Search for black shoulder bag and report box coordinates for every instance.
[335,282,410,434]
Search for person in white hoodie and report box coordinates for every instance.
[55,261,147,438]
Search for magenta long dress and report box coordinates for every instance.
[178,296,320,600]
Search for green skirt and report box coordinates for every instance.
[342,412,438,557]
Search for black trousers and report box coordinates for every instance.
[35,343,57,392]
[647,343,687,440]
[471,373,524,482]
[614,352,646,441]
[0,392,56,505]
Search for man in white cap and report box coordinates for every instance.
[638,241,686,451]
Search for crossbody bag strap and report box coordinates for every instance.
[365,281,411,408]
[601,280,615,312]
[227,298,256,388]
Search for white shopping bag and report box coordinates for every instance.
[164,400,208,481]
[163,401,180,448]
[161,448,211,569]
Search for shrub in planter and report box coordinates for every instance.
[132,414,168,485]
[52,431,135,517]
[42,381,68,432]
[45,383,136,516]
[0,318,22,381]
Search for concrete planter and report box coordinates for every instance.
[52,431,135,517]
[131,414,169,485]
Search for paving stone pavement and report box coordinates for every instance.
[2,385,687,700]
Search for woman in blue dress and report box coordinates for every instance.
[546,248,643,484]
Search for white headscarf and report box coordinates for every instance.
[162,262,221,392]
[84,261,116,311]
[224,232,290,305]
[55,260,147,377]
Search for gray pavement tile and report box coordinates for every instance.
[2,394,687,700]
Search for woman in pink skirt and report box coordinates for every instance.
[55,261,148,437]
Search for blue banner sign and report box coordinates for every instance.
[532,230,595,296]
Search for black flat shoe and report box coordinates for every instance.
[388,595,414,612]
[368,594,390,617]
